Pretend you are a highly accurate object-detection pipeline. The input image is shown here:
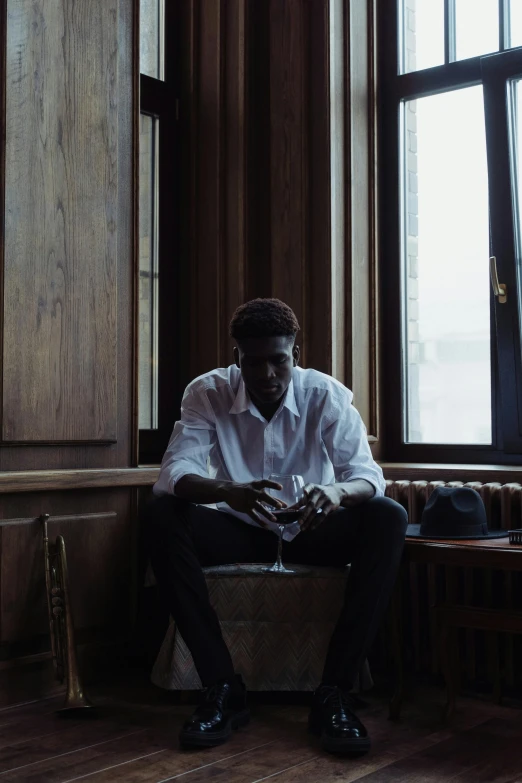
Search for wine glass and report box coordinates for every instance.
[265,474,305,574]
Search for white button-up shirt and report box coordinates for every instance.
[153,365,385,541]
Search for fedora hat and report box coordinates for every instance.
[407,486,508,540]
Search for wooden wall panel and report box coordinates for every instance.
[0,488,133,670]
[344,0,379,441]
[0,499,137,700]
[268,0,333,376]
[183,0,379,444]
[188,0,249,378]
[190,0,223,377]
[0,511,133,642]
[222,0,247,363]
[3,0,119,442]
[245,0,271,303]
[306,0,333,377]
[268,0,307,361]
[268,0,334,375]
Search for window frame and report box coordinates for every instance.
[379,0,522,464]
[138,1,184,465]
[482,49,522,454]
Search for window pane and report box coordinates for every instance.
[402,0,445,74]
[456,0,499,60]
[139,115,159,430]
[140,0,164,79]
[402,87,492,444]
[509,0,522,48]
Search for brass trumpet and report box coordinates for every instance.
[41,514,93,713]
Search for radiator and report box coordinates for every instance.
[385,479,522,530]
[383,479,522,695]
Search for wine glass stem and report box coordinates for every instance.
[276,525,284,569]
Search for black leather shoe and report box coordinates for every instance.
[179,675,250,748]
[308,685,370,755]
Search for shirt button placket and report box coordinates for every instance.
[267,424,274,476]
[264,426,271,478]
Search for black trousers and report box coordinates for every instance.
[146,495,408,690]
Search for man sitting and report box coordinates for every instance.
[147,298,407,755]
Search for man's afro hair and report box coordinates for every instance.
[229,298,300,341]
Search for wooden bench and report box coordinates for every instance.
[396,536,522,718]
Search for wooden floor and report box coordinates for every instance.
[1,683,522,782]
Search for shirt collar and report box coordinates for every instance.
[284,379,300,417]
[229,377,300,418]
[229,377,251,415]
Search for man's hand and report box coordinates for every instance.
[296,480,376,531]
[297,484,344,531]
[222,480,286,527]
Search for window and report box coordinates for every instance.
[140,0,165,79]
[138,2,182,463]
[402,87,491,446]
[381,0,522,463]
[139,114,159,430]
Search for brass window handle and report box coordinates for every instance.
[490,256,507,303]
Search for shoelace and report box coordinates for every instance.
[202,681,229,703]
[319,686,356,714]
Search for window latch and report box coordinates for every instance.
[490,256,507,304]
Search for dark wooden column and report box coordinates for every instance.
[185,0,248,379]
[344,0,380,444]
[182,0,380,450]
[268,0,332,374]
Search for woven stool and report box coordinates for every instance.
[151,564,373,692]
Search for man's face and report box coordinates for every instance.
[234,335,300,406]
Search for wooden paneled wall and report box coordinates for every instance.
[181,0,379,445]
[0,0,137,704]
[0,0,378,704]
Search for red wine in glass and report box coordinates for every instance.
[273,508,304,524]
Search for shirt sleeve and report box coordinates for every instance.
[321,387,385,497]
[153,382,216,496]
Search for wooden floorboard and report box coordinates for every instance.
[0,730,167,783]
[0,685,520,782]
[355,725,522,782]
[83,739,314,783]
[0,721,148,778]
[0,697,63,726]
